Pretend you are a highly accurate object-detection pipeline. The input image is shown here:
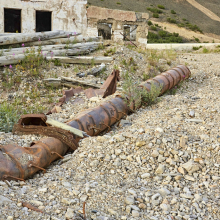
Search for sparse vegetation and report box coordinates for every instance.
[194,37,200,43]
[193,46,202,50]
[147,7,163,14]
[0,102,19,132]
[18,46,48,77]
[167,17,177,24]
[122,71,162,110]
[150,26,157,31]
[104,47,116,56]
[157,5,165,9]
[203,47,209,53]
[148,20,153,26]
[153,13,159,18]
[171,9,176,14]
[148,31,183,43]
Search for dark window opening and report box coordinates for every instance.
[4,8,21,33]
[36,11,51,32]
[98,23,112,40]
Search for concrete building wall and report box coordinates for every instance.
[87,6,149,46]
[0,0,87,35]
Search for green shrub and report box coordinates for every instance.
[158,30,167,38]
[186,23,203,33]
[0,102,19,132]
[177,23,185,28]
[167,17,177,23]
[53,58,62,66]
[122,72,162,110]
[147,31,183,43]
[203,48,209,53]
[148,32,159,40]
[19,46,47,77]
[171,10,176,14]
[148,20,153,26]
[193,46,202,50]
[194,37,200,42]
[147,7,163,14]
[157,5,165,9]
[116,2,121,5]
[151,26,157,31]
[153,13,159,18]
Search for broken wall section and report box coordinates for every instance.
[0,0,88,35]
[87,6,149,46]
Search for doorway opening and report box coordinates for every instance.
[98,23,112,40]
[36,11,52,32]
[4,8,21,33]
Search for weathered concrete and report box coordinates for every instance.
[87,6,137,22]
[87,6,149,44]
[0,0,87,35]
[146,43,220,51]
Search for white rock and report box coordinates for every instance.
[125,196,135,205]
[80,195,88,202]
[182,160,201,173]
[90,160,99,167]
[160,203,170,212]
[132,210,140,217]
[65,208,74,219]
[141,173,151,179]
[184,175,195,181]
[155,127,164,133]
[30,200,43,207]
[152,150,159,158]
[72,189,80,196]
[157,188,171,197]
[128,189,137,196]
[39,188,47,193]
[151,193,162,206]
[108,209,117,215]
[155,164,165,174]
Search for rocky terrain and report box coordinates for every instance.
[0,47,220,220]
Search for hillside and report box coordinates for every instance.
[88,0,220,37]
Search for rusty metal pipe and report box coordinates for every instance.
[0,65,191,181]
[0,138,69,181]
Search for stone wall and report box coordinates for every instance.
[0,0,88,35]
[87,6,149,45]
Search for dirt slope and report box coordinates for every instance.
[186,0,220,22]
[88,0,220,36]
[152,21,220,43]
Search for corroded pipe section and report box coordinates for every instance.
[0,65,191,181]
[0,138,69,181]
[67,97,129,138]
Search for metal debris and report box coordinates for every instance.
[0,65,191,181]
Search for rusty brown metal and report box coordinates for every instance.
[13,114,79,151]
[0,65,191,181]
[22,201,46,214]
[47,70,120,114]
[0,138,69,181]
[140,64,190,95]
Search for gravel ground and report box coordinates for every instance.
[0,51,220,220]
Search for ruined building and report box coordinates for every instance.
[0,0,88,35]
[87,6,149,45]
[0,0,149,45]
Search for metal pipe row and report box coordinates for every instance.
[0,65,191,181]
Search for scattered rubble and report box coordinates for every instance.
[0,47,219,220]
